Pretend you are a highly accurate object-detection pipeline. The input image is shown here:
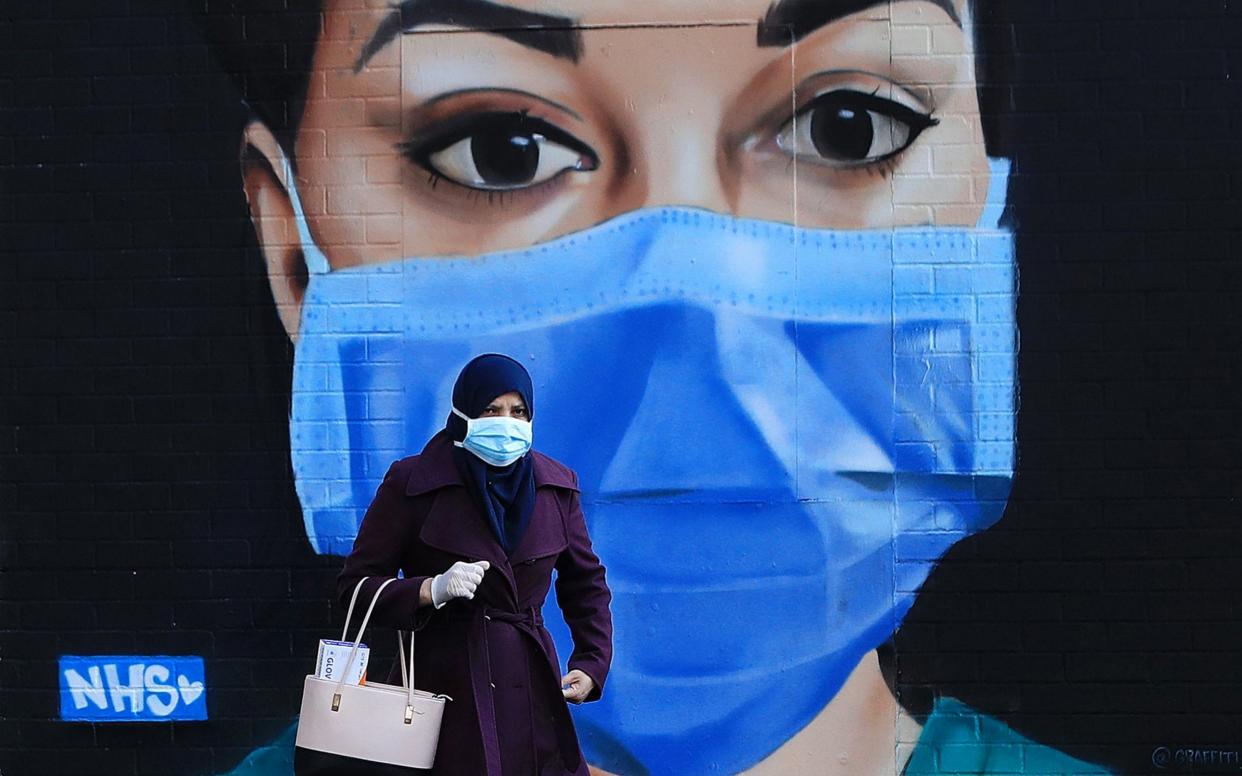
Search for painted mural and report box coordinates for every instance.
[228,1,1095,773]
[8,0,1240,774]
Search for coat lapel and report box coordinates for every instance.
[508,452,577,564]
[417,488,507,568]
[418,488,520,606]
[406,437,514,600]
[404,436,584,601]
[508,492,569,565]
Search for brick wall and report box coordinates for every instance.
[2,1,1240,774]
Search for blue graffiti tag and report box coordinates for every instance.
[59,655,207,722]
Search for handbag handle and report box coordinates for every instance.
[398,617,451,707]
[334,576,418,722]
[340,576,365,642]
[396,629,415,694]
[335,578,397,700]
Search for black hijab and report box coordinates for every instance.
[446,354,537,555]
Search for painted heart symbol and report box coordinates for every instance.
[177,675,204,705]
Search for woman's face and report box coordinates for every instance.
[479,391,529,420]
[288,0,984,271]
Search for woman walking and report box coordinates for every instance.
[335,353,613,775]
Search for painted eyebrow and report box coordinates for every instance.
[355,0,583,73]
[757,0,962,47]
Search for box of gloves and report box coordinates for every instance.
[315,639,368,685]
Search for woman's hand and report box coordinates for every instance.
[561,669,594,704]
[429,560,490,608]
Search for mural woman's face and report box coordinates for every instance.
[278,0,983,275]
[249,3,1014,771]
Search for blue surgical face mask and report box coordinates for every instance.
[451,405,533,467]
[283,156,1014,774]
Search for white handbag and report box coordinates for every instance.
[295,577,451,770]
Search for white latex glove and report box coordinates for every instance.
[430,560,490,609]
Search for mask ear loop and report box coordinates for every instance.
[280,155,332,276]
[450,406,472,449]
[977,157,1011,231]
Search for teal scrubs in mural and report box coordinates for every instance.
[219,724,294,776]
[221,697,1112,776]
[904,698,1112,776]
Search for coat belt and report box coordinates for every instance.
[449,606,580,775]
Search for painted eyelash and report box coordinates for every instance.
[791,85,937,129]
[423,169,564,209]
[397,111,597,173]
[835,154,904,181]
[783,89,938,176]
[843,88,938,133]
[787,151,905,183]
[399,110,597,207]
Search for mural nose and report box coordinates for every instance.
[630,133,737,216]
[594,306,790,498]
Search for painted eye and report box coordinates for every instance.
[776,90,937,167]
[406,112,598,191]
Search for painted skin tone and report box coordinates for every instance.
[414,391,593,702]
[241,0,985,771]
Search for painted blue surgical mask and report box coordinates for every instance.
[451,405,533,467]
[284,157,1015,775]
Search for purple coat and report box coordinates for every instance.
[337,431,613,776]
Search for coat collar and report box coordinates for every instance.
[412,433,573,580]
[404,431,577,496]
